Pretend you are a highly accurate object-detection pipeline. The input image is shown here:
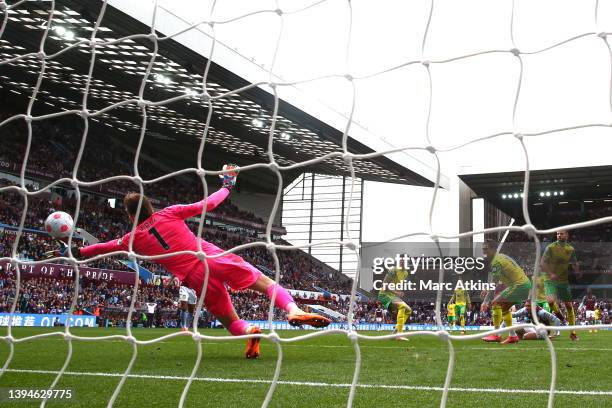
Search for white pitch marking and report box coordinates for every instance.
[4,369,612,396]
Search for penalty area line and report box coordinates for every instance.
[4,369,612,396]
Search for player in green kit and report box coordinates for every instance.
[534,275,551,313]
[378,257,412,341]
[480,239,532,344]
[541,230,580,341]
[447,298,456,330]
[450,287,470,334]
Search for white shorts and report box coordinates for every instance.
[586,310,596,319]
[179,286,197,305]
[376,317,383,323]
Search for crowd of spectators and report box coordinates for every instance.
[0,112,266,226]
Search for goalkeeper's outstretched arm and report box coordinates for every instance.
[49,164,240,259]
[164,187,231,220]
[163,163,239,220]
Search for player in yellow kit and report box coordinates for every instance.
[450,287,470,334]
[481,239,532,344]
[541,230,580,341]
[378,260,412,341]
[447,298,456,330]
[534,275,551,313]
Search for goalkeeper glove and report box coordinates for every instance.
[45,240,81,259]
[219,163,239,190]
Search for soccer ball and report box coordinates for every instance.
[44,211,74,239]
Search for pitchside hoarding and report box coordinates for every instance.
[0,313,97,327]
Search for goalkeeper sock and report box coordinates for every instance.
[502,309,515,337]
[492,305,502,329]
[567,304,576,335]
[266,283,298,314]
[396,304,410,332]
[228,319,249,336]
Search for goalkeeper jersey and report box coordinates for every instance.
[453,288,470,305]
[542,241,577,282]
[490,253,529,287]
[80,188,230,281]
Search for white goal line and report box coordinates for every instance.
[4,369,611,397]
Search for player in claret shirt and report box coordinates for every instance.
[56,164,330,359]
[579,287,598,332]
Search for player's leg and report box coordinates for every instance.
[204,278,262,359]
[392,300,411,340]
[482,304,503,342]
[187,304,195,329]
[456,304,466,334]
[555,282,577,340]
[214,307,263,360]
[496,282,530,344]
[536,300,551,313]
[210,251,331,328]
[448,315,456,330]
[179,301,189,331]
[545,280,565,323]
[499,302,520,344]
[248,273,331,328]
[565,301,577,340]
[503,281,531,344]
[185,267,262,358]
[178,286,190,331]
[187,288,197,329]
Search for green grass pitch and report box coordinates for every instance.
[0,328,610,407]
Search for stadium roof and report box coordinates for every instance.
[460,165,612,220]
[0,0,435,194]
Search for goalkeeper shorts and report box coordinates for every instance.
[498,281,531,303]
[544,280,572,302]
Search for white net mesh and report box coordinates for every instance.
[0,0,611,407]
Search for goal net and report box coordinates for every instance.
[0,0,611,407]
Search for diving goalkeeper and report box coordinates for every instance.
[52,164,330,359]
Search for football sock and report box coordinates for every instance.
[567,304,576,335]
[266,283,298,314]
[502,309,515,337]
[229,319,249,336]
[396,304,411,332]
[492,305,502,329]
